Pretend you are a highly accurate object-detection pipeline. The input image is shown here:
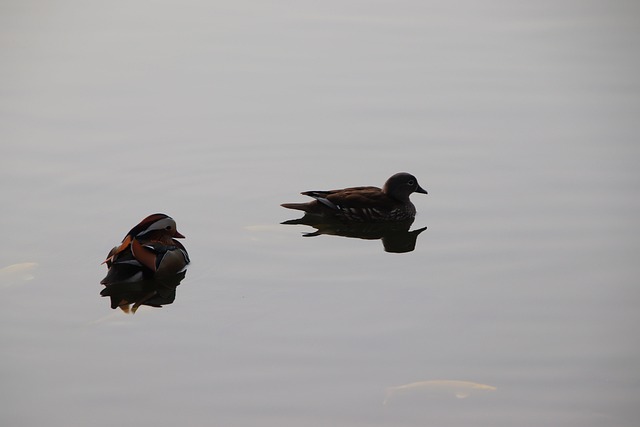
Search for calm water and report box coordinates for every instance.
[2,1,639,426]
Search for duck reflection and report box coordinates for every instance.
[282,215,427,253]
[100,272,186,313]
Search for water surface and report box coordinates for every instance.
[2,1,639,426]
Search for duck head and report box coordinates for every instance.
[383,172,428,201]
[129,213,185,240]
[103,213,185,265]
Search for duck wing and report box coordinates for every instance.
[131,240,190,272]
[305,186,390,207]
[302,186,396,220]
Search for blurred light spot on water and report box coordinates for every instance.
[0,262,38,287]
[383,380,497,404]
[244,225,283,232]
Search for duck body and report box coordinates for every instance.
[281,172,428,222]
[101,213,190,285]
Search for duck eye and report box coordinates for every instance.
[165,226,172,230]
[408,180,414,185]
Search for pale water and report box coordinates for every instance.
[2,1,639,426]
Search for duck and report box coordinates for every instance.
[101,213,190,285]
[281,172,428,222]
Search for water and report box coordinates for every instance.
[2,1,639,426]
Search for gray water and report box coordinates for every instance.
[2,1,639,426]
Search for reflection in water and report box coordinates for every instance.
[0,262,38,287]
[100,271,186,313]
[383,380,497,404]
[282,215,426,253]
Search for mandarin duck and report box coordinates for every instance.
[281,172,428,222]
[101,213,190,285]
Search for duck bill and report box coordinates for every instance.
[416,185,428,194]
[174,230,185,238]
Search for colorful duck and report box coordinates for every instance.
[101,213,190,285]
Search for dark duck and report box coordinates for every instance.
[281,172,428,222]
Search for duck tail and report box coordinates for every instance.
[280,202,311,211]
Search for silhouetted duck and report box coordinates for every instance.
[281,172,428,222]
[101,214,190,285]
